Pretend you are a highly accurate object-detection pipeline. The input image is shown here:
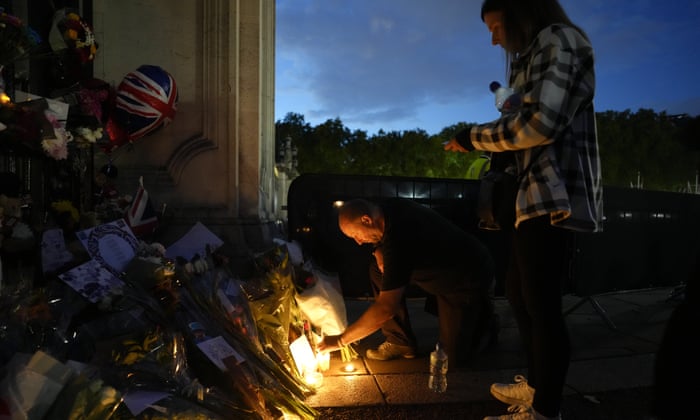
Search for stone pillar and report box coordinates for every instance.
[92,0,278,250]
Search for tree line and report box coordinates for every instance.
[275,109,700,192]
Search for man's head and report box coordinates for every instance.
[337,199,384,246]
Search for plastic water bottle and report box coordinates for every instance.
[429,342,448,392]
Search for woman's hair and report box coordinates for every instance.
[481,0,588,55]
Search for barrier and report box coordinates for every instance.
[287,173,700,298]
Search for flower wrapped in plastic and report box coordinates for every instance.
[101,276,258,419]
[0,351,68,418]
[242,245,306,376]
[295,265,358,364]
[0,282,80,365]
[101,236,317,419]
[0,7,41,66]
[0,98,54,155]
[173,254,318,419]
[44,368,123,420]
[113,393,227,420]
[49,8,98,64]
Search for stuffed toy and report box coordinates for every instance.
[489,81,522,113]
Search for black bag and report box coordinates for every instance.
[476,149,544,231]
[476,168,518,231]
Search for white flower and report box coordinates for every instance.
[41,138,69,160]
[74,126,103,143]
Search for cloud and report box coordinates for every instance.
[276,0,700,133]
[276,0,503,132]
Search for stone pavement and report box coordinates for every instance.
[304,286,681,419]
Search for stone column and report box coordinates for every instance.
[92,0,278,249]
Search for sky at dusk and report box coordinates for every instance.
[275,0,700,136]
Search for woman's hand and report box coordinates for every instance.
[443,137,469,153]
[317,334,344,353]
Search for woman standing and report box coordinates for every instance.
[444,0,603,419]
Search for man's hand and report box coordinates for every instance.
[373,248,384,273]
[317,334,344,353]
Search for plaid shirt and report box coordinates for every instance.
[468,24,603,232]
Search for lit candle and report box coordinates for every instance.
[316,352,330,372]
[343,363,356,373]
[304,370,324,388]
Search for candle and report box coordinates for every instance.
[304,370,324,388]
[343,363,356,373]
[316,352,330,372]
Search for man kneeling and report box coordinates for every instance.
[318,198,498,366]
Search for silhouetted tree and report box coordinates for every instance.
[275,109,700,193]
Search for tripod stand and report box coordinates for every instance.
[563,235,618,330]
[563,294,617,330]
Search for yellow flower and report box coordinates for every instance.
[51,200,79,223]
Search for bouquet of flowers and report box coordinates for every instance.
[44,369,123,420]
[0,7,41,66]
[173,256,317,419]
[103,262,261,419]
[49,9,98,63]
[295,266,358,363]
[0,284,77,365]
[243,246,306,375]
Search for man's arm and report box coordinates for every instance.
[318,286,404,352]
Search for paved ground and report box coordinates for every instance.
[304,286,683,419]
[318,388,651,420]
[315,387,654,419]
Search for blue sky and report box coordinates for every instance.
[275,0,700,136]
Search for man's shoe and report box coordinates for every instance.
[490,375,535,407]
[365,341,416,361]
[483,405,561,420]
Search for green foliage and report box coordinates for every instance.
[276,110,700,192]
[596,110,700,191]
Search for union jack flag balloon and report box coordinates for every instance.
[111,65,178,146]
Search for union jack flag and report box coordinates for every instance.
[126,176,158,237]
[115,65,178,143]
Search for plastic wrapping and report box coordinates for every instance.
[295,268,347,336]
[1,223,319,420]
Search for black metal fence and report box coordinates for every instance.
[287,173,700,298]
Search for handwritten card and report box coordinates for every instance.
[196,336,244,371]
[123,391,171,416]
[165,222,223,261]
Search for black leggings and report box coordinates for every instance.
[506,215,573,417]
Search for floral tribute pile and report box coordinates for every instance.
[0,220,357,419]
[0,7,105,161]
[0,7,174,163]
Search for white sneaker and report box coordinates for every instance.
[365,341,416,361]
[483,405,561,420]
[490,374,535,407]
